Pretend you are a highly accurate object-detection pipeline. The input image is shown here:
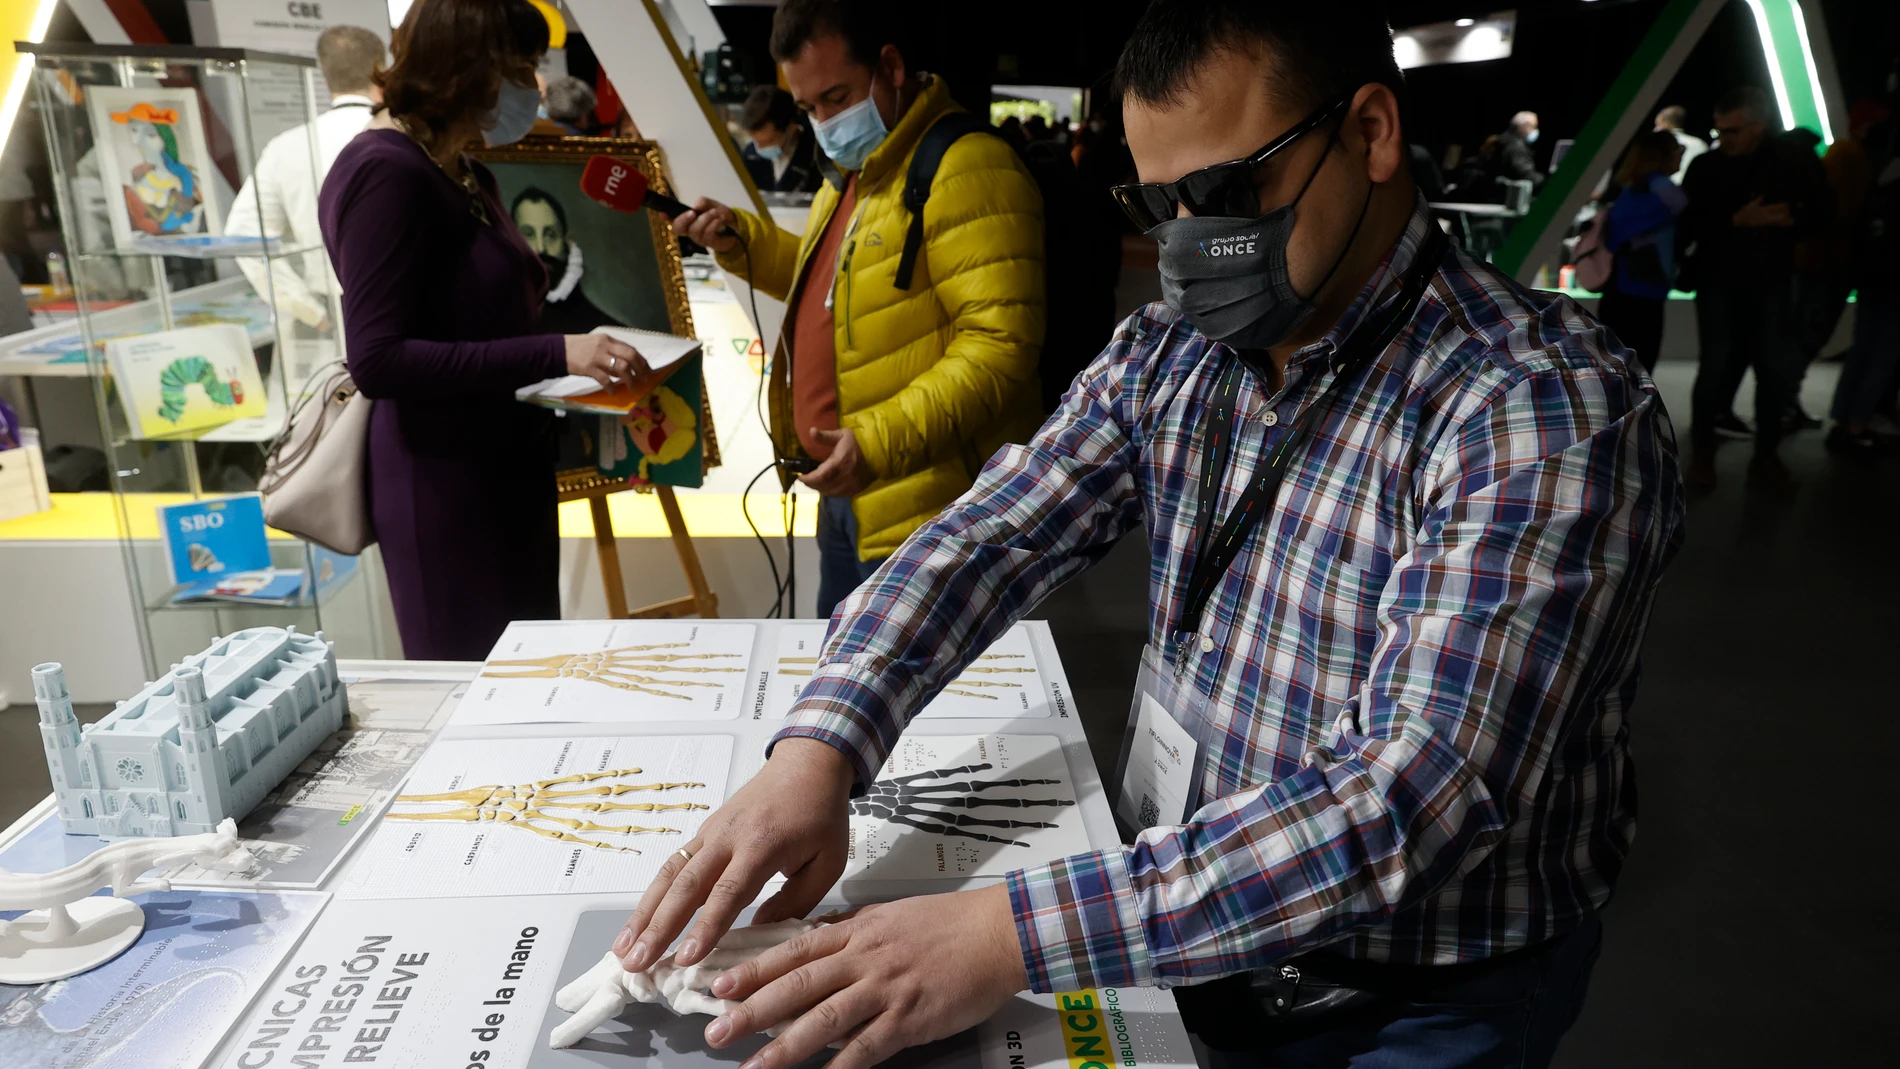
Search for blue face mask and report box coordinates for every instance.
[811,76,889,172]
[1526,128,1541,144]
[483,79,542,147]
[754,141,783,161]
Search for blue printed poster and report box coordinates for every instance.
[0,889,327,1069]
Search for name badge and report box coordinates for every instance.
[1118,691,1201,829]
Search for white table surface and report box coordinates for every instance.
[0,621,1197,1069]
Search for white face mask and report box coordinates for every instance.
[483,79,541,147]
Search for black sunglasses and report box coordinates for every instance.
[1111,94,1351,232]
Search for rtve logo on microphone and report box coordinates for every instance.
[1197,232,1260,257]
[602,162,631,196]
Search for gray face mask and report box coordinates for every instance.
[1152,134,1368,350]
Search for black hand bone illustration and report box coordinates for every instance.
[849,762,1074,847]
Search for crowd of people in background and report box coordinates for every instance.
[1587,86,1898,491]
[1416,80,1900,494]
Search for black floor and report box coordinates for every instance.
[1,364,1894,1064]
[1037,360,1900,1066]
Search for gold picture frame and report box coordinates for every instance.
[473,136,721,620]
[470,135,720,477]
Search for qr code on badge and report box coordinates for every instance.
[1137,793,1160,827]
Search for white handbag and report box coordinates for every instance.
[258,365,375,554]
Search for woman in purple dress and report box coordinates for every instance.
[318,0,644,659]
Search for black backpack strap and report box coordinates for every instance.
[895,111,997,291]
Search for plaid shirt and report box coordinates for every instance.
[776,203,1685,992]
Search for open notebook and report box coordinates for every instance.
[514,326,703,415]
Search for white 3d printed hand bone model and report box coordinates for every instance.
[548,920,816,1049]
[0,817,257,984]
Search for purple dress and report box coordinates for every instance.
[319,129,568,660]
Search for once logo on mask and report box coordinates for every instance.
[1197,232,1260,258]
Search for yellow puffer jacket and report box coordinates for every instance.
[715,77,1045,560]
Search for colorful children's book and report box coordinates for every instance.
[157,494,271,597]
[105,323,266,439]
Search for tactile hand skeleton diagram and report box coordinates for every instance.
[778,650,1032,700]
[482,641,745,701]
[386,768,706,853]
[850,762,1073,847]
[550,920,817,1049]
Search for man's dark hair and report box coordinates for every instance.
[741,86,799,132]
[511,187,568,235]
[1113,1,1403,116]
[1715,85,1778,129]
[770,0,905,67]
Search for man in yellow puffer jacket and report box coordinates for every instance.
[673,0,1045,619]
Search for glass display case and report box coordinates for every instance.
[22,42,386,676]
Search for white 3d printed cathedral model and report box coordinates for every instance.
[35,626,346,840]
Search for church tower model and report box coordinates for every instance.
[35,626,346,840]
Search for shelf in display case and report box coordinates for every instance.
[77,237,325,262]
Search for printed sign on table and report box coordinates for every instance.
[0,889,326,1069]
[451,620,757,727]
[338,734,731,900]
[760,624,1055,721]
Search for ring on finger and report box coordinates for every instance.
[676,846,694,864]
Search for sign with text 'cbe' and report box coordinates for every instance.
[209,0,391,55]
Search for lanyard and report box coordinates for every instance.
[1173,226,1448,644]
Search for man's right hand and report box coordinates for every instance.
[672,197,740,254]
[613,737,856,972]
[1732,196,1794,228]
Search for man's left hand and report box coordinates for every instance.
[799,427,878,497]
[702,885,1028,1069]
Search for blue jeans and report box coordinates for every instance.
[815,496,885,620]
[1829,284,1900,425]
[1204,915,1603,1069]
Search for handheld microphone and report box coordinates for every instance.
[579,154,692,219]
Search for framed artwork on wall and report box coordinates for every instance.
[85,85,223,250]
[472,137,718,488]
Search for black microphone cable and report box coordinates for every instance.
[730,226,798,618]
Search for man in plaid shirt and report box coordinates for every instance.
[615,4,1684,1067]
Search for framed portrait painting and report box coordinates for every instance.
[85,85,222,250]
[473,137,718,489]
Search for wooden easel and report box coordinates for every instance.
[557,469,719,619]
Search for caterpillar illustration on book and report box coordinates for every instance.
[155,355,241,423]
[850,762,1074,847]
[480,641,745,701]
[385,767,707,853]
[778,649,1031,700]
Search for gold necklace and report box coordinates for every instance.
[391,116,489,224]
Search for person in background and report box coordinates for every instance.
[1679,86,1830,492]
[1828,100,1900,454]
[739,86,821,194]
[318,0,645,659]
[225,25,384,355]
[672,0,1044,621]
[1655,104,1708,184]
[1494,109,1543,189]
[1792,102,1881,437]
[1595,130,1686,371]
[1447,133,1500,201]
[613,4,1681,1065]
[544,76,599,136]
